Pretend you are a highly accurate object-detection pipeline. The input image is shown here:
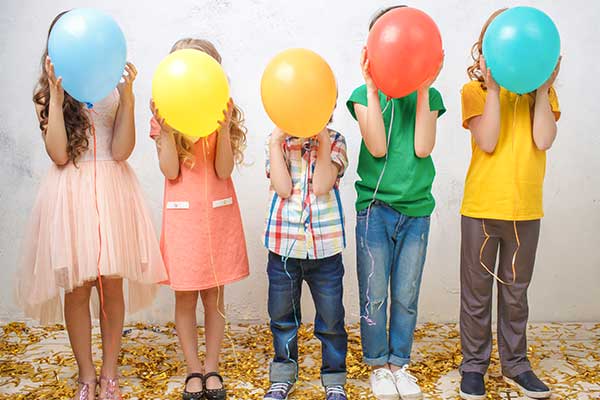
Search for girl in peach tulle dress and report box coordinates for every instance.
[16,12,167,400]
[150,39,249,400]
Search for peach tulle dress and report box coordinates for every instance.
[150,118,249,291]
[16,91,168,324]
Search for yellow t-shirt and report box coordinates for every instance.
[460,81,560,221]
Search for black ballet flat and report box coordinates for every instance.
[203,372,226,400]
[182,373,204,400]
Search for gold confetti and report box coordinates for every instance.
[0,322,598,399]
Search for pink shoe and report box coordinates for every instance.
[99,376,122,400]
[75,378,97,400]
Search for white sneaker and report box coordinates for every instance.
[393,365,422,399]
[370,368,400,400]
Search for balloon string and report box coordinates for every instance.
[278,138,313,381]
[202,137,238,364]
[87,108,107,320]
[478,95,521,286]
[362,99,393,326]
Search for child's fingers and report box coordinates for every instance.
[127,62,138,76]
[56,77,62,88]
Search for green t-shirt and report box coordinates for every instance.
[346,84,446,217]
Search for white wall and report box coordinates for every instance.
[1,0,599,324]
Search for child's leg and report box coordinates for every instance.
[97,277,125,397]
[64,281,96,399]
[304,253,347,387]
[497,220,540,378]
[356,204,395,368]
[267,252,303,384]
[175,290,203,392]
[200,286,225,389]
[388,215,430,370]
[459,216,499,376]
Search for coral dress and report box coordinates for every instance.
[150,119,249,291]
[17,91,168,324]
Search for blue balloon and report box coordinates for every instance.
[482,7,560,95]
[48,8,126,105]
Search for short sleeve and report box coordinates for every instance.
[428,87,446,118]
[265,135,271,178]
[549,86,561,121]
[330,131,348,178]
[461,81,486,129]
[149,117,161,139]
[346,84,369,120]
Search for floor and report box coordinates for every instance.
[0,322,598,399]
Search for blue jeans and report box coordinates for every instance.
[356,201,430,367]
[267,251,347,386]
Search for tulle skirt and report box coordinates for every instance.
[16,160,168,324]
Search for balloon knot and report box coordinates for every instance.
[85,102,94,109]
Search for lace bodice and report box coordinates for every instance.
[79,90,120,162]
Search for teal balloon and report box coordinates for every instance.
[48,8,126,105]
[482,7,560,95]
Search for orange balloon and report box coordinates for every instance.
[261,48,337,138]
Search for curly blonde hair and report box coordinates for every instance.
[467,8,507,85]
[169,38,247,168]
[34,11,92,165]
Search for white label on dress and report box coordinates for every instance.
[212,197,233,208]
[167,201,190,209]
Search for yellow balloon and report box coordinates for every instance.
[261,48,337,138]
[152,49,229,140]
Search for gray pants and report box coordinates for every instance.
[460,216,541,378]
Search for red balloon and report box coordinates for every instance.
[367,7,443,98]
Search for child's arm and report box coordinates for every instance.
[111,62,137,161]
[353,47,387,158]
[150,100,180,180]
[467,57,501,153]
[414,59,443,158]
[268,128,293,199]
[40,57,69,165]
[215,99,235,179]
[533,58,561,151]
[312,128,341,196]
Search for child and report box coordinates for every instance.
[263,119,349,400]
[17,11,168,400]
[459,9,560,400]
[346,6,445,400]
[150,39,249,400]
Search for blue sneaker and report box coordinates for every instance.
[264,382,294,400]
[325,385,347,400]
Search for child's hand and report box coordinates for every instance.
[150,99,175,135]
[317,126,330,143]
[45,56,64,106]
[420,52,445,92]
[117,62,137,103]
[539,56,562,92]
[217,98,234,134]
[480,56,499,93]
[360,47,377,93]
[270,127,287,146]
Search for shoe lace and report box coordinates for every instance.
[326,385,346,397]
[374,368,393,381]
[395,365,418,384]
[267,382,291,394]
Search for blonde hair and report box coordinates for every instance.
[467,8,507,85]
[169,38,247,168]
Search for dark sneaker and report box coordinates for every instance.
[504,371,551,399]
[325,385,347,400]
[460,372,486,400]
[264,382,295,400]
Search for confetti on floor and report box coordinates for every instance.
[0,321,598,399]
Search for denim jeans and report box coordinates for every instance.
[356,201,430,367]
[267,251,348,386]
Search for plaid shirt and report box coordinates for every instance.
[264,130,348,260]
